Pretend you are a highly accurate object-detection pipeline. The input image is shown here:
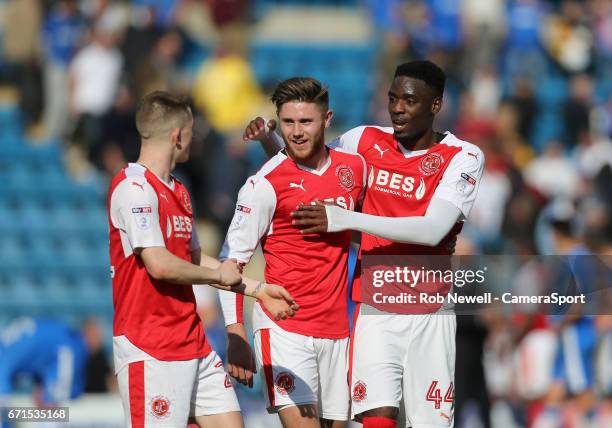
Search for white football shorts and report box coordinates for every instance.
[116,350,240,427]
[253,326,349,421]
[350,304,456,428]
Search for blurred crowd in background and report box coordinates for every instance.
[0,0,611,427]
[1,0,610,248]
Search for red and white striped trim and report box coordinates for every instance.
[260,329,275,407]
[128,361,145,426]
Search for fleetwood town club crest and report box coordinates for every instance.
[419,153,444,176]
[181,191,192,213]
[336,165,355,191]
[149,395,171,418]
[275,371,296,395]
[353,380,367,402]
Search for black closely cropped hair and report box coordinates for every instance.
[394,61,446,96]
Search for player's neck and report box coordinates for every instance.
[292,146,329,170]
[396,128,443,152]
[136,154,174,184]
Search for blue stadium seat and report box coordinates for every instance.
[39,274,74,308]
[0,105,112,321]
[5,164,38,194]
[81,207,108,230]
[61,184,105,210]
[0,199,13,227]
[62,239,92,267]
[0,233,26,267]
[19,203,51,236]
[61,273,112,314]
[0,106,22,138]
[28,234,61,266]
[48,204,82,233]
[4,273,45,314]
[38,170,71,197]
[23,140,63,164]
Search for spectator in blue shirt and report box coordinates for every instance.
[0,318,88,412]
[41,0,86,139]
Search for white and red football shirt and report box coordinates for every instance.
[108,163,211,372]
[219,149,366,338]
[329,127,484,311]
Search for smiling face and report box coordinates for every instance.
[388,76,442,141]
[278,101,332,167]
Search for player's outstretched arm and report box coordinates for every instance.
[139,246,242,287]
[293,145,484,246]
[291,198,462,247]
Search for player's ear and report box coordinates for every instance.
[431,96,443,114]
[324,110,333,128]
[171,127,182,148]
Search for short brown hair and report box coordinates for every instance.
[271,77,329,112]
[135,91,192,140]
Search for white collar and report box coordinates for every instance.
[397,132,452,158]
[280,151,332,176]
[131,163,175,191]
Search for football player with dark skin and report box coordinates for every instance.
[245,62,472,428]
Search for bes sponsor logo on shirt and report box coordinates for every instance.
[368,166,426,200]
[171,215,192,239]
[166,217,172,239]
[319,195,355,211]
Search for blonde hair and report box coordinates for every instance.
[135,91,192,140]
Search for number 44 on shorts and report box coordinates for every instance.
[426,381,454,409]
